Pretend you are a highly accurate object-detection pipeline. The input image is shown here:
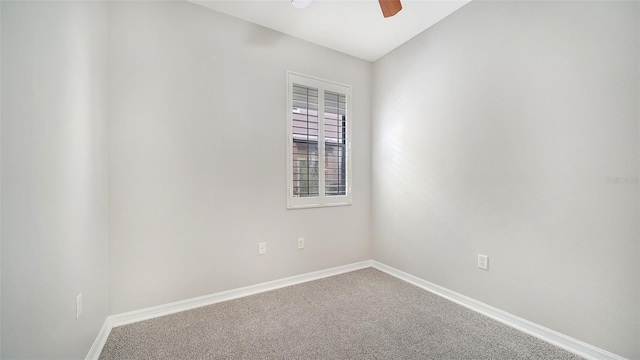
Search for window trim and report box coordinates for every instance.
[286,71,352,209]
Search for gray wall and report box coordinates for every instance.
[108,1,372,314]
[1,1,109,359]
[372,1,639,358]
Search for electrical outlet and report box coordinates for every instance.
[297,237,304,249]
[258,242,267,255]
[478,254,489,270]
[76,293,82,319]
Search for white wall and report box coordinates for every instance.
[0,1,109,358]
[372,1,639,358]
[0,2,3,355]
[1,2,3,355]
[108,1,372,314]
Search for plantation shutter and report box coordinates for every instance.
[287,72,351,209]
[291,84,319,197]
[324,90,347,196]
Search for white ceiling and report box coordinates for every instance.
[189,0,471,62]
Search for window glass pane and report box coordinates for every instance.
[324,90,347,196]
[292,84,319,197]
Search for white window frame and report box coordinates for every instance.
[286,71,352,209]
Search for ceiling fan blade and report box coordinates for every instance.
[378,0,402,18]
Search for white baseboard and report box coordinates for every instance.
[85,260,372,359]
[109,260,372,328]
[371,261,626,360]
[86,259,626,360]
[85,318,112,360]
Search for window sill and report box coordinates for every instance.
[287,202,352,210]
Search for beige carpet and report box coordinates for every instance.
[100,268,583,359]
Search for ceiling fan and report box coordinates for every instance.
[291,0,402,18]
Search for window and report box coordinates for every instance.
[286,72,352,209]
